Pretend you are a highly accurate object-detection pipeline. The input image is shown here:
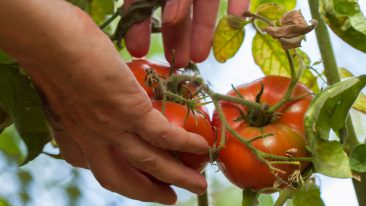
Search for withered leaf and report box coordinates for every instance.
[264,10,318,49]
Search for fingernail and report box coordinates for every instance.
[163,0,178,24]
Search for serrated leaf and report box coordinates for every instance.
[339,68,366,114]
[320,0,366,53]
[252,33,319,92]
[293,184,325,206]
[90,0,114,25]
[305,75,366,145]
[313,140,352,178]
[213,15,248,63]
[250,0,296,13]
[255,3,287,30]
[350,144,366,172]
[0,64,50,164]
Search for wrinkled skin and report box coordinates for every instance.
[212,76,313,190]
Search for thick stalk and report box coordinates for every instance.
[273,189,292,206]
[197,171,209,206]
[308,0,365,205]
[242,188,258,206]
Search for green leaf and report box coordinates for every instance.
[313,140,352,178]
[213,15,248,63]
[255,3,287,29]
[252,33,319,92]
[293,184,325,206]
[66,0,92,10]
[339,68,366,114]
[0,64,50,164]
[250,0,296,13]
[320,0,366,53]
[0,126,26,164]
[90,0,114,25]
[305,75,366,144]
[0,50,14,64]
[350,144,366,172]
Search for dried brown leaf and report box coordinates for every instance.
[264,10,318,49]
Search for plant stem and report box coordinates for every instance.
[269,50,299,113]
[308,0,365,205]
[242,188,259,206]
[100,11,120,30]
[273,189,292,206]
[197,171,209,206]
[206,89,263,111]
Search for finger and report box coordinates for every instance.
[119,133,207,194]
[190,0,219,62]
[163,0,193,25]
[82,141,177,204]
[162,13,192,68]
[125,0,151,57]
[52,129,88,168]
[135,108,208,154]
[228,0,250,16]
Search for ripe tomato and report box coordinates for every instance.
[127,59,172,97]
[212,76,313,190]
[152,100,214,172]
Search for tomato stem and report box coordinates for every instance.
[243,11,275,27]
[99,11,120,30]
[268,50,301,113]
[247,133,274,143]
[242,188,259,206]
[273,188,293,206]
[197,171,209,206]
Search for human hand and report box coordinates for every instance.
[125,0,250,68]
[0,0,208,204]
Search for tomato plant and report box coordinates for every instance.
[152,100,214,172]
[212,76,313,190]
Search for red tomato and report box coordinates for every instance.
[127,59,172,97]
[152,100,214,172]
[212,76,313,190]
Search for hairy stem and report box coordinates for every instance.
[100,11,120,30]
[268,50,299,113]
[308,0,365,205]
[197,171,209,206]
[273,189,292,206]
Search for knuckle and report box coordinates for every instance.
[136,156,159,173]
[150,131,171,148]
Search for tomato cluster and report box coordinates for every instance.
[127,59,214,172]
[127,59,312,190]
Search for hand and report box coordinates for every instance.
[125,0,250,68]
[0,0,208,204]
[125,0,220,67]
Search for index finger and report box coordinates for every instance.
[135,108,209,154]
[228,0,250,16]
